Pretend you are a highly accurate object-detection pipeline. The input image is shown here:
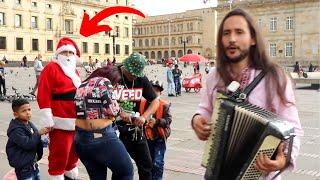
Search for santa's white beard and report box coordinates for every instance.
[57,54,76,69]
[57,54,81,87]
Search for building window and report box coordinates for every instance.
[47,40,53,51]
[105,44,110,54]
[285,42,293,57]
[116,44,120,54]
[65,19,73,34]
[286,16,294,30]
[31,16,38,28]
[269,43,276,57]
[151,39,155,46]
[16,38,23,50]
[32,39,39,51]
[126,0,128,6]
[139,39,143,47]
[270,17,277,32]
[46,18,52,30]
[46,4,52,9]
[125,16,128,20]
[258,18,262,27]
[16,0,21,5]
[125,45,129,55]
[116,0,119,4]
[0,12,5,25]
[15,14,22,27]
[31,2,37,7]
[82,42,88,53]
[94,43,99,54]
[0,36,6,49]
[158,38,162,46]
[125,27,129,38]
[115,26,120,37]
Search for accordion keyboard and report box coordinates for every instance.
[241,135,280,180]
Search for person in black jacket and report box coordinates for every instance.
[6,99,50,180]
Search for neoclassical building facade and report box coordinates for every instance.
[0,0,133,63]
[217,0,320,66]
[132,8,217,60]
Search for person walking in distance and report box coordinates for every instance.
[30,54,44,96]
[166,62,175,97]
[0,60,6,97]
[172,64,182,96]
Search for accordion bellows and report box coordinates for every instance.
[202,92,294,180]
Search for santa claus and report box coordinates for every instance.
[37,37,81,180]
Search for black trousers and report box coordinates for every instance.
[120,134,152,180]
[0,78,6,96]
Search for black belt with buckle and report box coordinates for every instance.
[52,91,76,101]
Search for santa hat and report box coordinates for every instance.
[55,37,80,58]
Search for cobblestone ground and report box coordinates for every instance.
[0,64,319,180]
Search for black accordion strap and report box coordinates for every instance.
[242,71,266,97]
[271,135,295,180]
[232,71,265,101]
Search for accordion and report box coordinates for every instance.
[201,92,294,180]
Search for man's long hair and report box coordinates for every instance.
[216,8,292,107]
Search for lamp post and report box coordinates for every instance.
[181,38,188,55]
[181,38,188,67]
[168,19,172,58]
[109,29,119,59]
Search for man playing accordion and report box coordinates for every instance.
[191,9,303,180]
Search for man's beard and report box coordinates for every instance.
[225,47,250,64]
[57,54,76,70]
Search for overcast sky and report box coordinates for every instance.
[133,0,218,16]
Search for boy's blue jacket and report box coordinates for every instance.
[6,118,43,170]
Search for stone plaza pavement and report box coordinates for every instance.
[0,64,319,180]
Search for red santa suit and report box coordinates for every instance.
[37,37,81,180]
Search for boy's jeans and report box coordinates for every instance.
[74,125,133,180]
[174,78,181,95]
[147,139,167,180]
[15,164,40,180]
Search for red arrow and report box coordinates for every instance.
[80,6,145,37]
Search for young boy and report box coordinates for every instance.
[141,80,172,180]
[6,98,50,180]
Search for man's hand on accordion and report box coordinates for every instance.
[254,143,287,174]
[192,114,212,141]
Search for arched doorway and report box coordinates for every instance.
[187,49,193,54]
[178,50,183,57]
[157,51,162,60]
[151,51,155,59]
[164,51,169,58]
[171,50,176,58]
[205,48,213,59]
[144,51,149,59]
